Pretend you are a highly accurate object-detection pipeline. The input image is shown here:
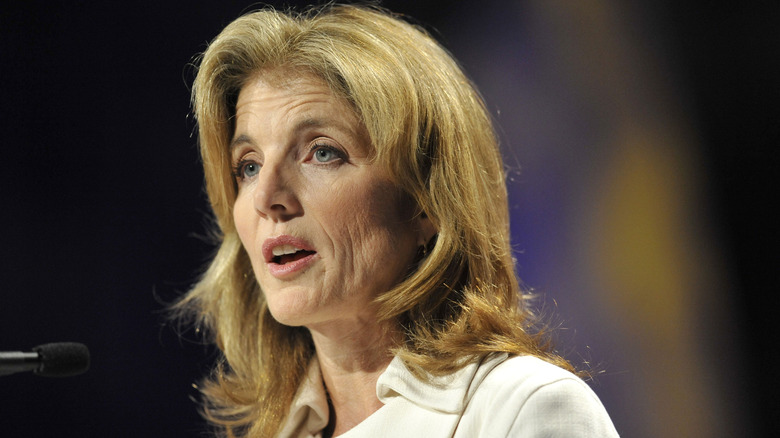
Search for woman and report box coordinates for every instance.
[177,4,618,437]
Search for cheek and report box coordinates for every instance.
[233,192,258,253]
[323,183,418,285]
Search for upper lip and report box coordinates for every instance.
[261,235,315,263]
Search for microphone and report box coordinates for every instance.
[0,342,90,377]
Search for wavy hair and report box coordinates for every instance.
[175,4,573,436]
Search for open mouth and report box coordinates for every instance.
[263,238,317,275]
[270,243,316,265]
[272,250,316,265]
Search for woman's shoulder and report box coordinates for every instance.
[458,354,619,437]
[476,354,595,398]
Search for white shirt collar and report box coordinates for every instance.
[277,358,329,438]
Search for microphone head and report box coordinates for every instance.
[32,342,90,377]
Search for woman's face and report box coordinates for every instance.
[232,72,425,329]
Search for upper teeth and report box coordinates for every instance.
[272,244,301,256]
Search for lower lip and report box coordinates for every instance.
[266,253,317,279]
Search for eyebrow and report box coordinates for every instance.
[229,134,254,152]
[294,117,326,131]
[229,117,351,152]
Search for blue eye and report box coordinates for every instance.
[312,145,343,163]
[233,160,260,181]
[243,162,260,177]
[314,148,336,162]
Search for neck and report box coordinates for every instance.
[308,317,398,437]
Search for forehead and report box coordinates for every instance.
[238,72,321,108]
[234,70,360,127]
[231,69,376,156]
[237,67,347,106]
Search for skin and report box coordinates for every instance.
[231,71,434,436]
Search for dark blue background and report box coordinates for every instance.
[1,1,776,436]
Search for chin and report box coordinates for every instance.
[265,296,325,328]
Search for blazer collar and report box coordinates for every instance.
[376,353,508,414]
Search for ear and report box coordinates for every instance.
[417,211,438,246]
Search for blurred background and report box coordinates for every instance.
[1,1,776,436]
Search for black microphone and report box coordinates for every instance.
[0,342,90,377]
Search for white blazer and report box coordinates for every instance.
[279,353,619,437]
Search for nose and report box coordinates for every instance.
[252,160,303,221]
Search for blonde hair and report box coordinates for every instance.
[176,4,572,436]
